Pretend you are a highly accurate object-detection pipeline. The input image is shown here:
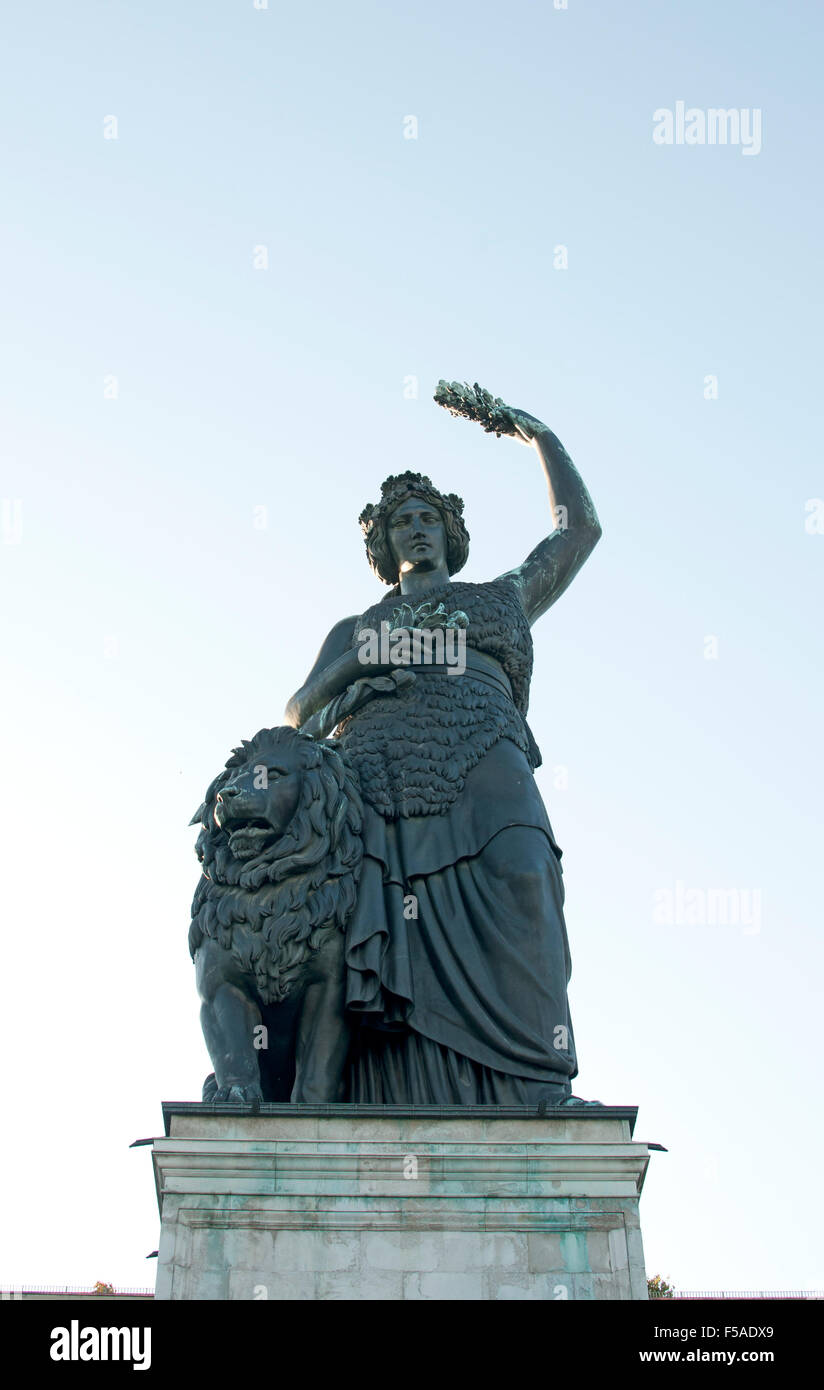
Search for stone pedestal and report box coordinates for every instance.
[152,1103,650,1300]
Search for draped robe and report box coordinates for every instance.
[335,576,577,1103]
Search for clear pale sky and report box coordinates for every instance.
[1,0,821,1295]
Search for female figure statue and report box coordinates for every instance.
[285,384,602,1104]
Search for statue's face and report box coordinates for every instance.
[387,495,447,576]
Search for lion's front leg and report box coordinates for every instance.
[195,938,264,1103]
[292,931,351,1103]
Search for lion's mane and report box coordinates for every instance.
[188,728,363,1004]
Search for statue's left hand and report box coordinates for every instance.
[433,379,547,447]
[506,407,544,446]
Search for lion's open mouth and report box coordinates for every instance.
[225,820,276,857]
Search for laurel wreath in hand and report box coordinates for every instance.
[433,380,517,438]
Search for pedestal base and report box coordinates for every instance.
[153,1104,649,1300]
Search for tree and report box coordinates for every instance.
[647,1273,675,1298]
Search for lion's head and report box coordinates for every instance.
[188,727,363,1003]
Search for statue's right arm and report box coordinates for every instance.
[284,616,378,729]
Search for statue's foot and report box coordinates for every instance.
[560,1094,604,1106]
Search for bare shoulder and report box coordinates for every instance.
[307,614,360,676]
[495,532,566,602]
[284,614,361,728]
[497,527,601,625]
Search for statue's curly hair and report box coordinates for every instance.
[358,472,470,586]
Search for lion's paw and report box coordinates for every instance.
[215,1083,263,1104]
[202,1073,263,1104]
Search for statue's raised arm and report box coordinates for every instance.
[434,381,602,624]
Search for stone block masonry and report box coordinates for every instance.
[152,1104,650,1301]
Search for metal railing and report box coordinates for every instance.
[1,1286,154,1298]
[650,1290,822,1300]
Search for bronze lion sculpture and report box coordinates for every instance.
[188,726,363,1103]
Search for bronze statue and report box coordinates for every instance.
[189,727,364,1102]
[281,382,602,1104]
